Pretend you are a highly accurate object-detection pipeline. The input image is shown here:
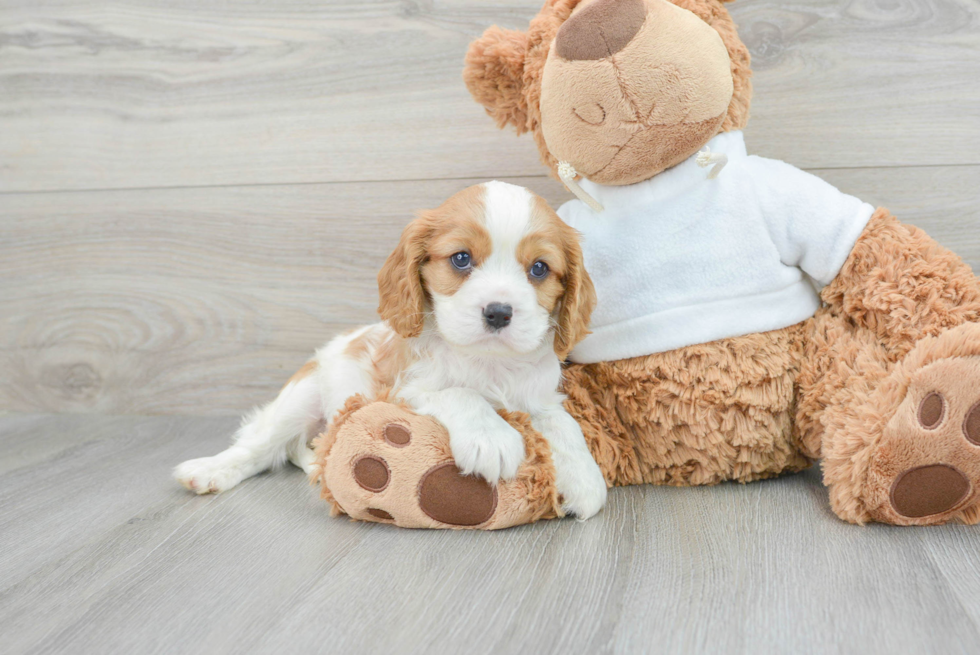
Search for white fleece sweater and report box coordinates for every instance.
[557,130,875,364]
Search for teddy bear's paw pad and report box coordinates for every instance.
[963,403,980,445]
[917,392,946,429]
[384,423,411,447]
[890,464,971,518]
[871,356,980,524]
[323,402,553,529]
[353,456,390,492]
[366,508,394,521]
[418,463,498,526]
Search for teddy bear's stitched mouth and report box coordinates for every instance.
[585,111,728,182]
[588,131,642,178]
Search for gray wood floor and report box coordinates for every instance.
[3,0,980,652]
[3,411,980,655]
[3,0,980,416]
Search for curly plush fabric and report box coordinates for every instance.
[313,0,980,528]
[563,324,811,487]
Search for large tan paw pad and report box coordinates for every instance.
[870,356,980,524]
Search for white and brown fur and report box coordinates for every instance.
[174,181,608,518]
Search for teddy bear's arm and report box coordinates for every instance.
[752,157,876,287]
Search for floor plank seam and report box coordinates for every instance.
[2,163,978,197]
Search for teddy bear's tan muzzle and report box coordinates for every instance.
[540,0,735,186]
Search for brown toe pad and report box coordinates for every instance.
[353,456,390,492]
[890,464,970,518]
[963,402,980,445]
[366,508,394,521]
[917,392,946,429]
[384,423,411,447]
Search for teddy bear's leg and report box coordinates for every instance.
[797,208,980,525]
[562,324,813,488]
[309,395,561,529]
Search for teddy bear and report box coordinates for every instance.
[312,0,980,528]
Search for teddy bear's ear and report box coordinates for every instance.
[463,25,531,133]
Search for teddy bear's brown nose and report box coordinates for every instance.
[555,0,647,61]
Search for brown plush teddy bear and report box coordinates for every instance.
[313,0,980,527]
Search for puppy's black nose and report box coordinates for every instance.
[483,303,513,331]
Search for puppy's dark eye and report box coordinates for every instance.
[529,260,549,280]
[450,251,472,271]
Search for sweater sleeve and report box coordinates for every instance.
[750,156,876,286]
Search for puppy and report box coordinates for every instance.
[174,181,608,519]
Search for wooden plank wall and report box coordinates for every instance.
[2,0,979,416]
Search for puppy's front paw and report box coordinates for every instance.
[450,419,525,484]
[174,456,244,495]
[555,452,607,520]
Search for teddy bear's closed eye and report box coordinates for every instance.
[573,103,606,126]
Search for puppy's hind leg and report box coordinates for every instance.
[285,326,384,477]
[175,374,322,494]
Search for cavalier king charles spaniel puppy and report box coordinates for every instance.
[175,181,608,519]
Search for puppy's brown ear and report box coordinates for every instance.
[378,217,429,338]
[554,224,596,360]
[463,25,530,133]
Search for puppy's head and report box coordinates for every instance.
[378,181,595,359]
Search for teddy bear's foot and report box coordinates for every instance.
[866,355,980,524]
[310,397,561,530]
[854,324,980,525]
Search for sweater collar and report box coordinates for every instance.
[577,130,747,210]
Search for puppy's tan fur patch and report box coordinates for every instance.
[519,196,570,314]
[371,331,413,391]
[284,360,318,388]
[344,330,375,361]
[420,185,493,298]
[524,196,596,359]
[378,185,492,337]
[342,325,416,395]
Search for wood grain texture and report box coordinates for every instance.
[1,0,978,192]
[0,175,567,415]
[3,165,978,416]
[2,412,980,655]
[3,2,979,652]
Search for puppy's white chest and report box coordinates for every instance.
[407,342,560,413]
